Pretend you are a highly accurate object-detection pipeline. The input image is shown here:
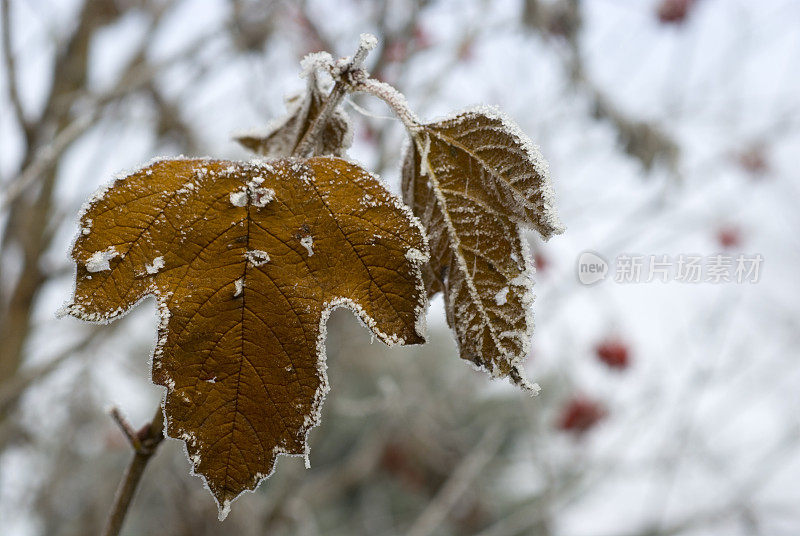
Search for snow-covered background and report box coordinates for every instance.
[1,0,799,534]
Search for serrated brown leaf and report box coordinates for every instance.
[402,108,563,391]
[235,71,351,158]
[64,156,428,516]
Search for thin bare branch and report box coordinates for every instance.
[109,407,142,452]
[0,326,105,418]
[101,403,165,536]
[0,112,96,211]
[0,27,217,212]
[407,425,504,536]
[0,0,31,146]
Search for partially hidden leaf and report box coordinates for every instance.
[63,156,428,518]
[235,70,352,158]
[402,107,563,391]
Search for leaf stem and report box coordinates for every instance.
[101,403,165,536]
[292,34,424,157]
[349,77,421,133]
[292,34,377,157]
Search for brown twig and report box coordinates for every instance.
[0,0,31,146]
[292,34,376,157]
[407,424,504,536]
[109,407,142,452]
[101,403,165,536]
[0,326,105,420]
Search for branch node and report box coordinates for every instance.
[102,404,165,536]
[292,35,377,157]
[110,406,142,452]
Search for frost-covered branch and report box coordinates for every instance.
[292,34,378,157]
[349,76,420,132]
[293,34,422,154]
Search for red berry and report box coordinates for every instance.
[413,24,433,49]
[737,145,769,175]
[657,0,694,24]
[534,252,549,273]
[716,226,741,249]
[385,39,408,63]
[359,123,378,144]
[595,339,630,369]
[557,397,607,434]
[380,442,426,490]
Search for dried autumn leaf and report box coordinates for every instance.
[402,107,563,391]
[235,69,352,158]
[62,156,428,517]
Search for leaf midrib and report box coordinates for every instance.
[416,135,517,360]
[427,126,533,212]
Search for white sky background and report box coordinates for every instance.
[1,0,800,534]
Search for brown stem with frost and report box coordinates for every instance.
[292,35,376,157]
[349,76,421,133]
[292,34,426,159]
[101,404,165,536]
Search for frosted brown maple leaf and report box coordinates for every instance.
[402,107,563,391]
[62,156,428,517]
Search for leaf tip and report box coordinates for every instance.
[541,214,566,240]
[407,332,427,346]
[54,303,73,319]
[509,366,541,396]
[217,499,232,521]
